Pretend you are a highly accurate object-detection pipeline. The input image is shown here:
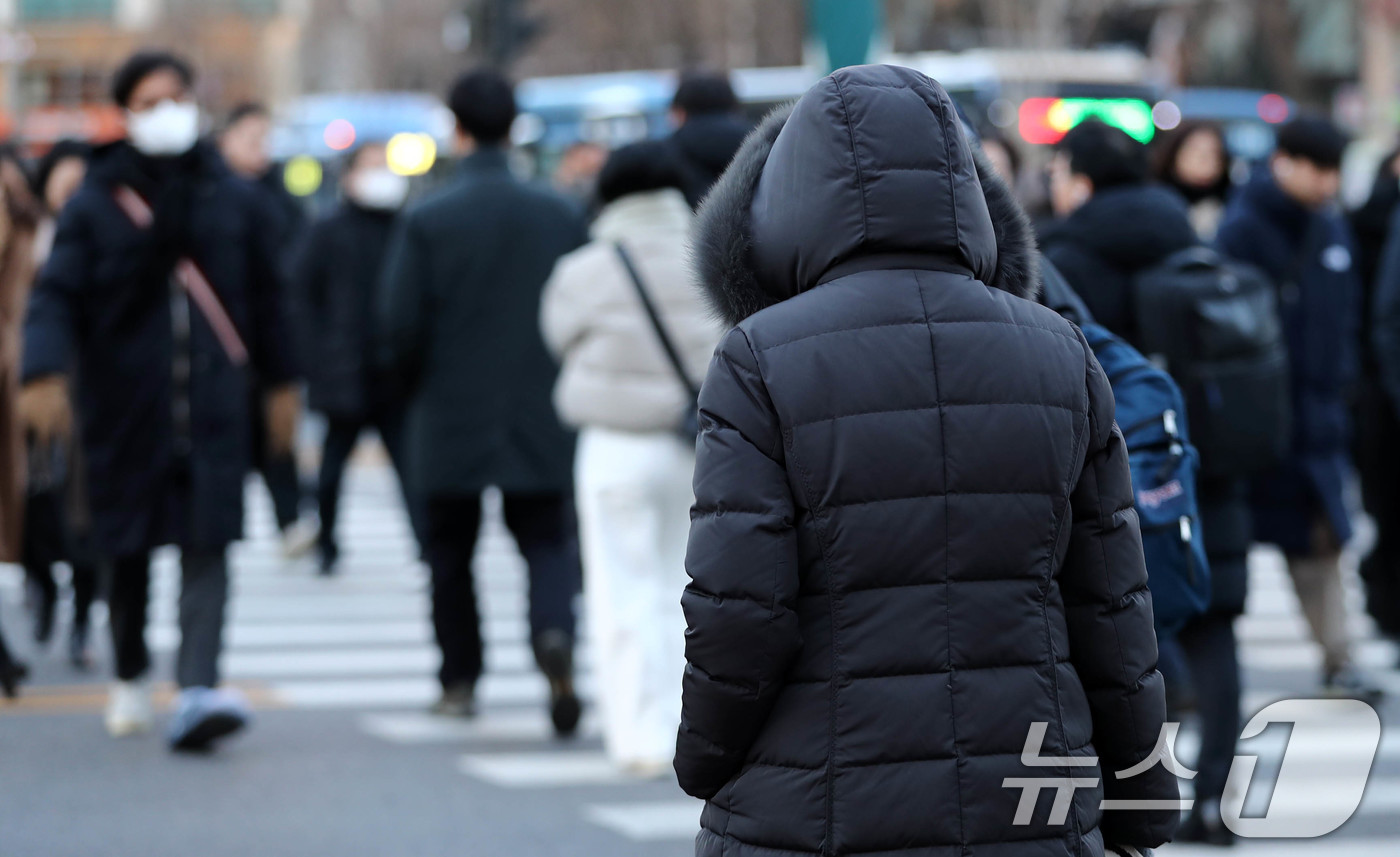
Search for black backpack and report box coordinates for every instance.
[1132,246,1291,479]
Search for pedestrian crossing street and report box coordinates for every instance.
[6,459,1400,853]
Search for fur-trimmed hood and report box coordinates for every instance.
[692,64,1039,328]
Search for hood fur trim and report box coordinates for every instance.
[691,104,1040,328]
[690,104,792,328]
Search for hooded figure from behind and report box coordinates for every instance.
[676,65,1176,857]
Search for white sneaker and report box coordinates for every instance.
[280,517,321,559]
[105,680,154,737]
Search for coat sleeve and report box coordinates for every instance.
[539,251,602,361]
[22,202,91,382]
[1061,329,1178,849]
[376,212,431,387]
[245,189,299,386]
[674,326,803,801]
[1376,209,1400,416]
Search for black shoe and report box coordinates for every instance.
[1177,797,1236,847]
[69,623,92,671]
[317,542,340,577]
[533,630,581,738]
[1,660,28,700]
[1324,666,1386,703]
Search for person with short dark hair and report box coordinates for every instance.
[540,141,722,773]
[292,141,421,574]
[447,68,518,145]
[1041,120,1198,338]
[380,67,588,732]
[1044,118,1257,849]
[667,69,750,208]
[1217,115,1383,703]
[17,50,299,750]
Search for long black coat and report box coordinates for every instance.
[291,202,397,419]
[676,65,1176,857]
[1040,183,1199,343]
[21,141,295,557]
[379,147,586,497]
[1217,169,1361,554]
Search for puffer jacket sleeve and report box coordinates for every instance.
[675,326,802,800]
[1061,329,1178,849]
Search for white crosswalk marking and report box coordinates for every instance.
[6,459,1394,848]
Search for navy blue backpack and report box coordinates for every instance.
[1081,322,1211,634]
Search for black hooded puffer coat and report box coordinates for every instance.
[676,65,1177,857]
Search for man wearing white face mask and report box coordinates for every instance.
[18,51,299,752]
[290,142,420,575]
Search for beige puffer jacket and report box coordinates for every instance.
[542,189,723,433]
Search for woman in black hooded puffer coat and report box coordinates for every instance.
[675,65,1177,857]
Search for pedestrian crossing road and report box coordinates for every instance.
[2,460,1398,855]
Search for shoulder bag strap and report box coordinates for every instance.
[615,242,700,400]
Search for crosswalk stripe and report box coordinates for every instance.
[8,467,1394,849]
[271,673,595,709]
[458,751,627,787]
[360,710,598,744]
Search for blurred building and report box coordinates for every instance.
[0,0,307,145]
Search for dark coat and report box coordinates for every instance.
[1217,169,1361,554]
[1373,204,1400,419]
[670,112,752,209]
[676,65,1176,857]
[1041,188,1253,608]
[291,201,397,419]
[1040,184,1199,344]
[379,147,587,497]
[1350,164,1399,378]
[21,141,295,557]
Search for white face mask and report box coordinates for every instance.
[350,168,410,210]
[127,99,201,157]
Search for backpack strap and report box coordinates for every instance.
[112,184,250,367]
[615,242,699,400]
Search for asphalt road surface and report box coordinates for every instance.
[2,460,1398,856]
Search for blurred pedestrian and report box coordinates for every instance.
[379,68,587,733]
[552,140,608,215]
[0,144,42,700]
[1041,120,1199,340]
[1040,125,1270,847]
[1351,149,1400,643]
[541,141,722,774]
[667,70,750,209]
[979,128,1021,188]
[1152,121,1233,240]
[23,139,104,669]
[676,65,1176,855]
[1217,116,1384,701]
[19,51,299,749]
[292,141,420,574]
[219,102,317,559]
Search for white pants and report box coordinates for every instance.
[576,426,694,769]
